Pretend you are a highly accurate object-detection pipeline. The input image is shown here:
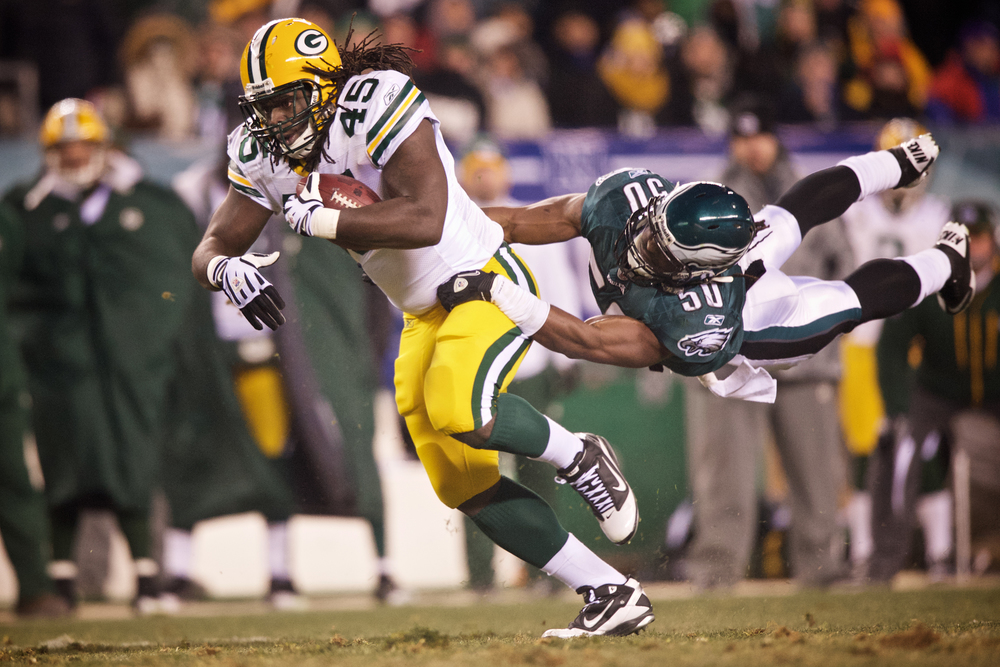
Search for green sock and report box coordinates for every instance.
[118,511,151,560]
[483,393,549,458]
[470,476,568,569]
[370,517,386,557]
[463,515,496,589]
[49,505,79,562]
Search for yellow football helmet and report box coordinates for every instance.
[39,98,109,148]
[874,117,928,151]
[39,98,111,188]
[239,18,343,159]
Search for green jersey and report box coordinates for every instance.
[580,168,749,376]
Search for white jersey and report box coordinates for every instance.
[226,69,504,315]
[841,193,950,344]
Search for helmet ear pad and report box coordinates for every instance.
[615,182,757,291]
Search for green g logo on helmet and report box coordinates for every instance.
[295,29,329,56]
[615,182,760,292]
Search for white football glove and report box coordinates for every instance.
[282,172,340,239]
[891,133,939,189]
[209,252,286,331]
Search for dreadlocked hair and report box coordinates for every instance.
[293,25,417,171]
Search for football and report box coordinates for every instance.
[296,173,381,209]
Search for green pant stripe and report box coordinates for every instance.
[493,245,538,296]
[471,328,529,429]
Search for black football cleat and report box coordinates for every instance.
[935,221,975,314]
[542,577,654,638]
[556,433,639,545]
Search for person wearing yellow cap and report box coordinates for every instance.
[2,98,200,614]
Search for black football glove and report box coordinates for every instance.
[210,252,286,331]
[437,270,499,312]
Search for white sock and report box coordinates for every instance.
[837,150,902,199]
[847,491,873,565]
[541,533,626,591]
[902,248,952,305]
[377,556,392,577]
[917,490,953,563]
[268,522,291,580]
[530,417,584,470]
[134,558,159,578]
[163,528,193,579]
[47,560,78,580]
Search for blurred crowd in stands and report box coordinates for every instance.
[0,0,998,143]
[1,0,999,619]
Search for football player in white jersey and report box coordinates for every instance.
[191,19,652,637]
[838,119,952,582]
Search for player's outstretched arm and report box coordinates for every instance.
[482,194,586,245]
[437,271,668,368]
[539,310,671,368]
[775,133,939,234]
[193,187,286,331]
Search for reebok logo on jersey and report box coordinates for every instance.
[384,84,400,106]
[705,314,725,326]
[678,327,734,357]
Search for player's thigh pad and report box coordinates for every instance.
[403,408,501,508]
[740,205,803,271]
[424,299,531,435]
[741,270,862,362]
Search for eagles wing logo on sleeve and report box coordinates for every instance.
[678,327,734,357]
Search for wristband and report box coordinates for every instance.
[311,208,340,239]
[207,255,228,288]
[491,275,551,337]
[836,150,901,200]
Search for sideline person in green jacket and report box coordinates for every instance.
[2,99,198,613]
[870,201,1000,581]
[0,201,68,617]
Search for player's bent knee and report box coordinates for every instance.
[427,469,501,509]
[423,365,476,435]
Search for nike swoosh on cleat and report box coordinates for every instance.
[604,460,628,493]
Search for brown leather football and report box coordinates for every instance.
[296,173,381,209]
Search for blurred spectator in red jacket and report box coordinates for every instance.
[927,21,1000,125]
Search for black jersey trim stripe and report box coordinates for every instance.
[740,307,862,360]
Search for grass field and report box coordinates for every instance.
[2,580,1000,666]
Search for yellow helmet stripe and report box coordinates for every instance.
[247,19,281,85]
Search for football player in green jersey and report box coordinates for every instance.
[438,134,974,402]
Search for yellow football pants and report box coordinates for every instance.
[394,249,538,508]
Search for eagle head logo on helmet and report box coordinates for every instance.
[614,182,759,293]
[238,18,343,160]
